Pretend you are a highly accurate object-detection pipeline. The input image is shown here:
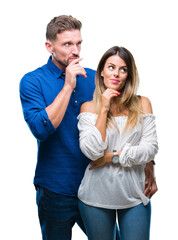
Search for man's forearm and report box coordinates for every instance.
[46,85,73,128]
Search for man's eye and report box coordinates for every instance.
[65,43,71,46]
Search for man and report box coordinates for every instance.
[20,15,157,240]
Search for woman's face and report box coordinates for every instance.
[101,55,128,91]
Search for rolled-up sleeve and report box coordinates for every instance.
[77,113,107,160]
[19,73,56,141]
[119,114,158,167]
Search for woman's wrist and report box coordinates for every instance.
[104,152,113,163]
[118,150,122,157]
[99,107,108,115]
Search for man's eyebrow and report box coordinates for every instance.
[62,40,83,44]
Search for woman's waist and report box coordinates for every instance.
[82,164,145,189]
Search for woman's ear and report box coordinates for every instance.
[101,70,104,77]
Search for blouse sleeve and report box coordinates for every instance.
[119,114,158,167]
[77,113,108,161]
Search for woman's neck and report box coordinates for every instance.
[110,99,128,117]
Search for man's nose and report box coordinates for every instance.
[72,45,80,55]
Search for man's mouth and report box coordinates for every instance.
[69,56,79,60]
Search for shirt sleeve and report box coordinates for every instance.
[19,73,56,141]
[119,115,158,167]
[77,113,108,161]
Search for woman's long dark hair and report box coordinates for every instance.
[93,46,142,131]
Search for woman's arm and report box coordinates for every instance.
[89,96,158,168]
[118,96,158,167]
[78,89,120,160]
[95,88,119,141]
[78,101,108,161]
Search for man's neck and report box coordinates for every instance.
[51,55,66,72]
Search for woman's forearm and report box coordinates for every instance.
[95,108,108,141]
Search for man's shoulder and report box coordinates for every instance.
[83,68,96,86]
[84,68,96,75]
[23,63,47,78]
[20,63,48,85]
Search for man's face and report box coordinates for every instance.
[46,29,82,71]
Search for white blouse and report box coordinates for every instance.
[77,112,158,209]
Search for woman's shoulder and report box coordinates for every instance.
[140,96,153,114]
[80,100,96,113]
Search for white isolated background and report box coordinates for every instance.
[0,0,177,239]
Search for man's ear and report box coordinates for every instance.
[45,41,53,54]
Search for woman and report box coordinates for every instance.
[77,46,158,240]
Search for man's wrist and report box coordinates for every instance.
[63,84,74,95]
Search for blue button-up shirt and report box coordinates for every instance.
[20,57,96,196]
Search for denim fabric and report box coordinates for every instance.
[36,187,85,240]
[79,200,151,240]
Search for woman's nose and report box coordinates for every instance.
[113,70,119,77]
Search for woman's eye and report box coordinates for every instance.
[108,66,114,70]
[120,68,127,73]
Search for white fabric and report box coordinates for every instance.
[77,112,158,209]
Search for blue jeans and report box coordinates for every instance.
[36,187,86,240]
[79,200,151,240]
[36,187,121,240]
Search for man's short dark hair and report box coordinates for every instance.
[46,15,82,41]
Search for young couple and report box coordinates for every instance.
[20,15,158,240]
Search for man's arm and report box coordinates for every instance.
[20,72,56,141]
[20,58,86,141]
[46,58,86,128]
[144,161,158,198]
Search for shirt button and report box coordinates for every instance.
[75,100,77,103]
[73,89,75,92]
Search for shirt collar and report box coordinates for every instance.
[47,56,65,79]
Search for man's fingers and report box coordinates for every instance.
[70,57,83,65]
[68,58,87,78]
[79,68,87,78]
[143,184,151,196]
[144,181,158,199]
[74,66,87,78]
[149,182,158,198]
